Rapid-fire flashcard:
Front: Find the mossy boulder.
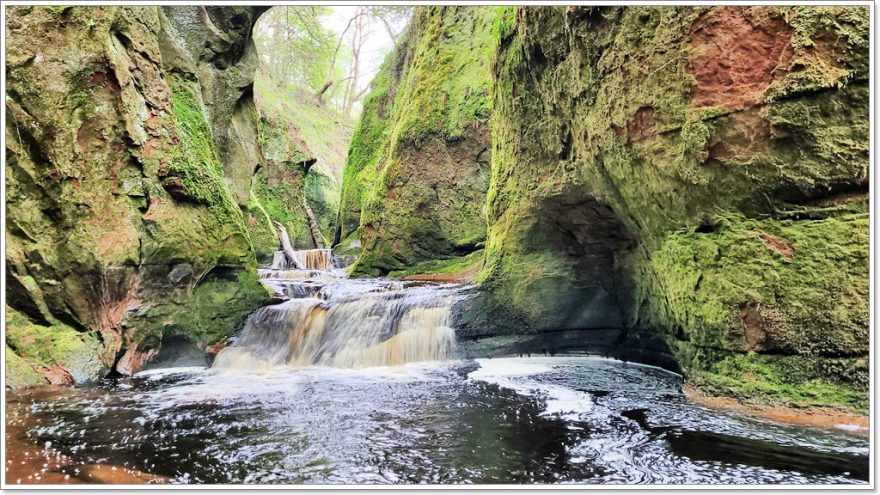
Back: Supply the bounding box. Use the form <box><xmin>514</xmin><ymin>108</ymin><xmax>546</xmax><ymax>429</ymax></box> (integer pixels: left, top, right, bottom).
<box><xmin>339</xmin><ymin>7</ymin><xmax>497</xmax><ymax>276</ymax></box>
<box><xmin>5</xmin><ymin>6</ymin><xmax>272</xmax><ymax>386</ymax></box>
<box><xmin>480</xmin><ymin>6</ymin><xmax>868</xmax><ymax>411</ymax></box>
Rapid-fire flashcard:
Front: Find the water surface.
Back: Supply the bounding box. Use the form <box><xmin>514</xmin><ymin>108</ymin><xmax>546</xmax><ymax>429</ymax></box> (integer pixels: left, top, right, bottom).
<box><xmin>6</xmin><ymin>356</ymin><xmax>868</xmax><ymax>485</ymax></box>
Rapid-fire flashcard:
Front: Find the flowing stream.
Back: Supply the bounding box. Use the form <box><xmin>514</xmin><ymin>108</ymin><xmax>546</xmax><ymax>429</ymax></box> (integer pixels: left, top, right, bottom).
<box><xmin>4</xmin><ymin>249</ymin><xmax>869</xmax><ymax>485</ymax></box>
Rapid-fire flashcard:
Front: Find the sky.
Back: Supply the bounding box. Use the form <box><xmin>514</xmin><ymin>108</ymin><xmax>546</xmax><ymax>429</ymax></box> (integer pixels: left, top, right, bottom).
<box><xmin>323</xmin><ymin>7</ymin><xmax>408</xmax><ymax>107</ymax></box>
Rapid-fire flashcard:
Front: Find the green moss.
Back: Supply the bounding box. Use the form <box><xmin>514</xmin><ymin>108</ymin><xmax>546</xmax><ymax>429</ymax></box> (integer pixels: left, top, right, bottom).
<box><xmin>246</xmin><ymin>188</ymin><xmax>280</xmax><ymax>261</ymax></box>
<box><xmin>339</xmin><ymin>7</ymin><xmax>497</xmax><ymax>274</ymax></box>
<box><xmin>184</xmin><ymin>268</ymin><xmax>271</xmax><ymax>346</ymax></box>
<box><xmin>252</xmin><ymin>73</ymin><xmax>349</xmax><ymax>251</ymax></box>
<box><xmin>480</xmin><ymin>6</ymin><xmax>869</xmax><ymax>410</ymax></box>
<box><xmin>305</xmin><ymin>169</ymin><xmax>339</xmax><ymax>241</ymax></box>
<box><xmin>336</xmin><ymin>56</ymin><xmax>395</xmax><ymax>242</ymax></box>
<box><xmin>390</xmin><ymin>7</ymin><xmax>496</xmax><ymax>145</ymax></box>
<box><xmin>650</xmin><ymin>211</ymin><xmax>868</xmax><ymax>355</ymax></box>
<box><xmin>688</xmin><ymin>352</ymin><xmax>868</xmax><ymax>413</ymax></box>
<box><xmin>5</xmin><ymin>307</ymin><xmax>107</xmax><ymax>382</ymax></box>
<box><xmin>491</xmin><ymin>6</ymin><xmax>518</xmax><ymax>43</ymax></box>
<box><xmin>250</xmin><ymin>167</ymin><xmax>311</xmax><ymax>249</ymax></box>
<box><xmin>168</xmin><ymin>78</ymin><xmax>244</xmax><ymax>231</ymax></box>
<box><xmin>387</xmin><ymin>249</ymin><xmax>485</xmax><ymax>278</ymax></box>
<box><xmin>5</xmin><ymin>344</ymin><xmax>47</xmax><ymax>388</ymax></box>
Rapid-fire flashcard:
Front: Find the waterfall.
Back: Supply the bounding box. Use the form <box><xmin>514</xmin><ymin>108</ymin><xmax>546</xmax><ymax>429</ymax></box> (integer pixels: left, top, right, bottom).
<box><xmin>293</xmin><ymin>249</ymin><xmax>334</xmax><ymax>271</ymax></box>
<box><xmin>215</xmin><ymin>262</ymin><xmax>461</xmax><ymax>371</ymax></box>
<box><xmin>268</xmin><ymin>223</ymin><xmax>335</xmax><ymax>271</ymax></box>
<box><xmin>270</xmin><ymin>251</ymin><xmax>288</xmax><ymax>270</ymax></box>
<box><xmin>213</xmin><ymin>286</ymin><xmax>459</xmax><ymax>371</ymax></box>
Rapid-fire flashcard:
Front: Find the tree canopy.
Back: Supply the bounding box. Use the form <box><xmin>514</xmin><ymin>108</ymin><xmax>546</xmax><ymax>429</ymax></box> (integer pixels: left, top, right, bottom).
<box><xmin>254</xmin><ymin>6</ymin><xmax>412</xmax><ymax>116</ymax></box>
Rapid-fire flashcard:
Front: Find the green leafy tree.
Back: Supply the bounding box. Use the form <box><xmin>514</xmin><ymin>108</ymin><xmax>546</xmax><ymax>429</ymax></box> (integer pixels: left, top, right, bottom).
<box><xmin>255</xmin><ymin>6</ymin><xmax>347</xmax><ymax>101</ymax></box>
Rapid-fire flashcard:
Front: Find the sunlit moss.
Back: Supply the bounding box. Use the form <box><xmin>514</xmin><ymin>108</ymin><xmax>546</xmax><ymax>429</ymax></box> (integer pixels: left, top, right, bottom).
<box><xmin>168</xmin><ymin>78</ymin><xmax>246</xmax><ymax>229</ymax></box>
<box><xmin>339</xmin><ymin>7</ymin><xmax>498</xmax><ymax>275</ymax></box>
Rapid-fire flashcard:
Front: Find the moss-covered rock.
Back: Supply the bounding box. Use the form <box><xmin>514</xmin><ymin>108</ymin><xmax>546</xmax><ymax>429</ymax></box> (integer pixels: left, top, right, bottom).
<box><xmin>4</xmin><ymin>6</ymin><xmax>273</xmax><ymax>386</ymax></box>
<box><xmin>339</xmin><ymin>7</ymin><xmax>497</xmax><ymax>276</ymax></box>
<box><xmin>479</xmin><ymin>6</ymin><xmax>868</xmax><ymax>412</ymax></box>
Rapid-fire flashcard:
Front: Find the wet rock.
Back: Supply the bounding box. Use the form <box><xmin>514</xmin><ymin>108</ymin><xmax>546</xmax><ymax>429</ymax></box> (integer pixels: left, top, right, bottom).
<box><xmin>160</xmin><ymin>177</ymin><xmax>196</xmax><ymax>203</ymax></box>
<box><xmin>339</xmin><ymin>7</ymin><xmax>496</xmax><ymax>276</ymax></box>
<box><xmin>167</xmin><ymin>263</ymin><xmax>194</xmax><ymax>285</ymax></box>
<box><xmin>39</xmin><ymin>366</ymin><xmax>75</xmax><ymax>386</ymax></box>
<box><xmin>114</xmin><ymin>347</ymin><xmax>159</xmax><ymax>376</ymax></box>
<box><xmin>483</xmin><ymin>5</ymin><xmax>868</xmax><ymax>411</ymax></box>
<box><xmin>5</xmin><ymin>345</ymin><xmax>46</xmax><ymax>389</ymax></box>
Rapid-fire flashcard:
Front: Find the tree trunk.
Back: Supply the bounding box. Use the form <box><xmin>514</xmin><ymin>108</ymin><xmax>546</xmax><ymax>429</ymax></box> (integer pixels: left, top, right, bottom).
<box><xmin>274</xmin><ymin>221</ymin><xmax>303</xmax><ymax>269</ymax></box>
<box><xmin>378</xmin><ymin>15</ymin><xmax>398</xmax><ymax>49</ymax></box>
<box><xmin>319</xmin><ymin>11</ymin><xmax>365</xmax><ymax>103</ymax></box>
<box><xmin>303</xmin><ymin>200</ymin><xmax>327</xmax><ymax>249</ymax></box>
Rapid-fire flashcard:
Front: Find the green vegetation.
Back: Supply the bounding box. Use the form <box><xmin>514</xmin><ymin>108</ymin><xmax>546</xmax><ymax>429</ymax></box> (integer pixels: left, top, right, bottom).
<box><xmin>168</xmin><ymin>78</ymin><xmax>248</xmax><ymax>229</ymax></box>
<box><xmin>387</xmin><ymin>249</ymin><xmax>485</xmax><ymax>278</ymax></box>
<box><xmin>249</xmin><ymin>166</ymin><xmax>311</xmax><ymax>249</ymax></box>
<box><xmin>689</xmin><ymin>353</ymin><xmax>868</xmax><ymax>413</ymax></box>
<box><xmin>481</xmin><ymin>5</ymin><xmax>869</xmax><ymax>411</ymax></box>
<box><xmin>255</xmin><ymin>73</ymin><xmax>352</xmax><ymax>183</ymax></box>
<box><xmin>340</xmin><ymin>7</ymin><xmax>499</xmax><ymax>276</ymax></box>
<box><xmin>388</xmin><ymin>7</ymin><xmax>496</xmax><ymax>145</ymax></box>
<box><xmin>254</xmin><ymin>7</ymin><xmax>344</xmax><ymax>99</ymax></box>
<box><xmin>3</xmin><ymin>4</ymin><xmax>870</xmax><ymax>419</ymax></box>
<box><xmin>4</xmin><ymin>5</ymin><xmax>271</xmax><ymax>384</ymax></box>
<box><xmin>5</xmin><ymin>308</ymin><xmax>106</xmax><ymax>383</ymax></box>
<box><xmin>651</xmin><ymin>211</ymin><xmax>868</xmax><ymax>354</ymax></box>
<box><xmin>249</xmin><ymin>72</ymin><xmax>352</xmax><ymax>254</ymax></box>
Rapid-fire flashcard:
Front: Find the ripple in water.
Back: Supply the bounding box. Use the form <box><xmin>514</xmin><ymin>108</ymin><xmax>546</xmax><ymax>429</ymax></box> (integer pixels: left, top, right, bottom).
<box><xmin>5</xmin><ymin>357</ymin><xmax>869</xmax><ymax>485</ymax></box>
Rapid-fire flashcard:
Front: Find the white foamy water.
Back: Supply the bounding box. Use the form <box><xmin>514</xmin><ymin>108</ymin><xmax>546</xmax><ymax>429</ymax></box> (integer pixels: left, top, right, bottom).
<box><xmin>220</xmin><ymin>249</ymin><xmax>466</xmax><ymax>372</ymax></box>
<box><xmin>133</xmin><ymin>366</ymin><xmax>209</xmax><ymax>380</ymax></box>
<box><xmin>469</xmin><ymin>357</ymin><xmax>594</xmax><ymax>421</ymax></box>
<box><xmin>10</xmin><ymin>356</ymin><xmax>868</xmax><ymax>484</ymax></box>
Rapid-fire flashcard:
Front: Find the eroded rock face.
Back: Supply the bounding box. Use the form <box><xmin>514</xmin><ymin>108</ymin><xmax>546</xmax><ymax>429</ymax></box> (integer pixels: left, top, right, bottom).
<box><xmin>338</xmin><ymin>7</ymin><xmax>496</xmax><ymax>276</ymax></box>
<box><xmin>5</xmin><ymin>6</ymin><xmax>272</xmax><ymax>386</ymax></box>
<box><xmin>481</xmin><ymin>6</ymin><xmax>868</xmax><ymax>410</ymax></box>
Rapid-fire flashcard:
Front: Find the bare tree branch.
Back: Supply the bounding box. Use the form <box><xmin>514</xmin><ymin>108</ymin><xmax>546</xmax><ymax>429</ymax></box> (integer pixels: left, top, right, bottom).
<box><xmin>377</xmin><ymin>15</ymin><xmax>398</xmax><ymax>49</ymax></box>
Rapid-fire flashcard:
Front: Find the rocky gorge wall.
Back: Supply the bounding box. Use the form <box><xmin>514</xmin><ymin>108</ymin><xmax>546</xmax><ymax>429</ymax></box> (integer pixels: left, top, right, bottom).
<box><xmin>338</xmin><ymin>6</ymin><xmax>496</xmax><ymax>276</ymax></box>
<box><xmin>480</xmin><ymin>5</ymin><xmax>869</xmax><ymax>412</ymax></box>
<box><xmin>5</xmin><ymin>6</ymin><xmax>274</xmax><ymax>387</ymax></box>
<box><xmin>343</xmin><ymin>6</ymin><xmax>870</xmax><ymax>412</ymax></box>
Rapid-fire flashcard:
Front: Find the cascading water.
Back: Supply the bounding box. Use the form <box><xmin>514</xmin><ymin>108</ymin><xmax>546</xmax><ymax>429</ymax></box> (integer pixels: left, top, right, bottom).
<box><xmin>215</xmin><ymin>244</ymin><xmax>460</xmax><ymax>371</ymax></box>
<box><xmin>268</xmin><ymin>248</ymin><xmax>336</xmax><ymax>271</ymax></box>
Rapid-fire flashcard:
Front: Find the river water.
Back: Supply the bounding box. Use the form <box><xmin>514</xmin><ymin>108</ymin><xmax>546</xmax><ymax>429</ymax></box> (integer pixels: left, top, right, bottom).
<box><xmin>4</xmin><ymin>249</ymin><xmax>870</xmax><ymax>485</ymax></box>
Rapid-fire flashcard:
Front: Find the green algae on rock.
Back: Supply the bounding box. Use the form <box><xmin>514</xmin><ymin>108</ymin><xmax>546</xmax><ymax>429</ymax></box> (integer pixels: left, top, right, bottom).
<box><xmin>5</xmin><ymin>6</ymin><xmax>273</xmax><ymax>386</ymax></box>
<box><xmin>338</xmin><ymin>6</ymin><xmax>497</xmax><ymax>276</ymax></box>
<box><xmin>479</xmin><ymin>5</ymin><xmax>869</xmax><ymax>412</ymax></box>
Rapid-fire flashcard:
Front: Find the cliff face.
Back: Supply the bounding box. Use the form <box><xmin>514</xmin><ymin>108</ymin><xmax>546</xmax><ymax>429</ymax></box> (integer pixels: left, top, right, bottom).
<box><xmin>5</xmin><ymin>6</ymin><xmax>272</xmax><ymax>386</ymax></box>
<box><xmin>338</xmin><ymin>7</ymin><xmax>496</xmax><ymax>276</ymax></box>
<box><xmin>479</xmin><ymin>6</ymin><xmax>868</xmax><ymax>411</ymax></box>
